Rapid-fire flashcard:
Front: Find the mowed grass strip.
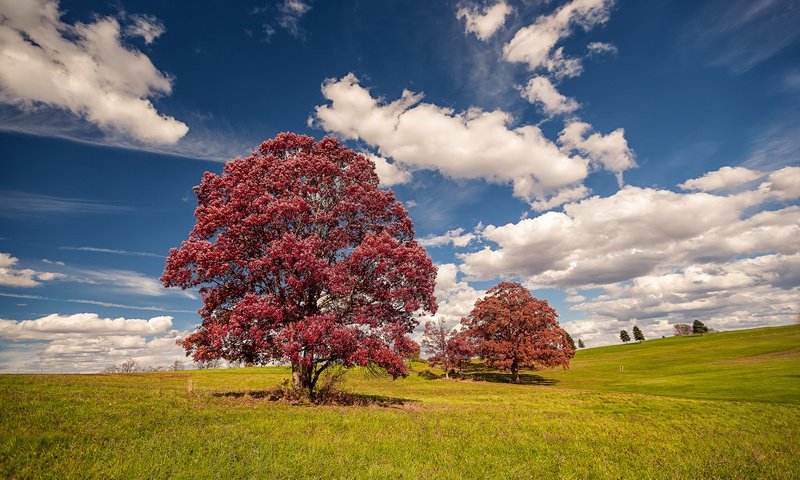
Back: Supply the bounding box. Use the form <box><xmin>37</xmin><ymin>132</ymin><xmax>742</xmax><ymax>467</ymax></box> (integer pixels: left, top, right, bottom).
<box><xmin>1</xmin><ymin>325</ymin><xmax>799</xmax><ymax>479</ymax></box>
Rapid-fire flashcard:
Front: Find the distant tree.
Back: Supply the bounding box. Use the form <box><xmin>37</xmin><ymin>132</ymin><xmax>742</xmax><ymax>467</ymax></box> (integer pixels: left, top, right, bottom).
<box><xmin>462</xmin><ymin>282</ymin><xmax>574</xmax><ymax>384</ymax></box>
<box><xmin>119</xmin><ymin>359</ymin><xmax>140</xmax><ymax>373</ymax></box>
<box><xmin>566</xmin><ymin>333</ymin><xmax>576</xmax><ymax>350</ymax></box>
<box><xmin>162</xmin><ymin>133</ymin><xmax>437</xmax><ymax>398</ymax></box>
<box><xmin>102</xmin><ymin>365</ymin><xmax>120</xmax><ymax>374</ymax></box>
<box><xmin>673</xmin><ymin>324</ymin><xmax>693</xmax><ymax>336</ymax></box>
<box><xmin>421</xmin><ymin>319</ymin><xmax>474</xmax><ymax>378</ymax></box>
<box><xmin>578</xmin><ymin>339</ymin><xmax>585</xmax><ymax>349</ymax></box>
<box><xmin>170</xmin><ymin>360</ymin><xmax>185</xmax><ymax>371</ymax></box>
<box><xmin>195</xmin><ymin>358</ymin><xmax>221</xmax><ymax>369</ymax></box>
<box><xmin>692</xmin><ymin>319</ymin><xmax>709</xmax><ymax>335</ymax></box>
<box><xmin>632</xmin><ymin>325</ymin><xmax>645</xmax><ymax>342</ymax></box>
<box><xmin>620</xmin><ymin>330</ymin><xmax>631</xmax><ymax>343</ymax></box>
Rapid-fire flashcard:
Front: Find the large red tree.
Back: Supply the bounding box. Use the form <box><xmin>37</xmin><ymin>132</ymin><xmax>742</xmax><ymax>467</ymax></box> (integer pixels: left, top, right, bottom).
<box><xmin>462</xmin><ymin>282</ymin><xmax>573</xmax><ymax>383</ymax></box>
<box><xmin>162</xmin><ymin>133</ymin><xmax>437</xmax><ymax>396</ymax></box>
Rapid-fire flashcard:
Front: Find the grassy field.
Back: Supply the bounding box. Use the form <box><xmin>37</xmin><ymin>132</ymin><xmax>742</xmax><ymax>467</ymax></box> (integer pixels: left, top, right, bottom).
<box><xmin>1</xmin><ymin>325</ymin><xmax>799</xmax><ymax>479</ymax></box>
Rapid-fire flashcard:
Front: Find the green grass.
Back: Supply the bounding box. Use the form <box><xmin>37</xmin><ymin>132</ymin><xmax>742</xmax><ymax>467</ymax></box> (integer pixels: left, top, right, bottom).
<box><xmin>507</xmin><ymin>324</ymin><xmax>800</xmax><ymax>404</ymax></box>
<box><xmin>1</xmin><ymin>325</ymin><xmax>799</xmax><ymax>479</ymax></box>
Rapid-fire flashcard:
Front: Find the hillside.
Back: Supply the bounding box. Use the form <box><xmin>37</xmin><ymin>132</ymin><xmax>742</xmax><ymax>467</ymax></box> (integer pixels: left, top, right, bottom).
<box><xmin>534</xmin><ymin>324</ymin><xmax>800</xmax><ymax>403</ymax></box>
<box><xmin>1</xmin><ymin>325</ymin><xmax>799</xmax><ymax>479</ymax></box>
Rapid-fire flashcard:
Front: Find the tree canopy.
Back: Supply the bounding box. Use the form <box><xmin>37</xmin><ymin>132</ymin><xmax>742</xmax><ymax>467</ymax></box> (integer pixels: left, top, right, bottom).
<box><xmin>162</xmin><ymin>133</ymin><xmax>437</xmax><ymax>396</ymax></box>
<box><xmin>693</xmin><ymin>319</ymin><xmax>709</xmax><ymax>335</ymax></box>
<box><xmin>632</xmin><ymin>325</ymin><xmax>645</xmax><ymax>342</ymax></box>
<box><xmin>620</xmin><ymin>330</ymin><xmax>631</xmax><ymax>343</ymax></box>
<box><xmin>462</xmin><ymin>282</ymin><xmax>574</xmax><ymax>383</ymax></box>
<box><xmin>421</xmin><ymin>319</ymin><xmax>473</xmax><ymax>378</ymax></box>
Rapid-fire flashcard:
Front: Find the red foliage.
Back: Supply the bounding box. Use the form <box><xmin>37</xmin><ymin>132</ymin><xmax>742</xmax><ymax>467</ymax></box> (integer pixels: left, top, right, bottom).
<box><xmin>462</xmin><ymin>281</ymin><xmax>573</xmax><ymax>383</ymax></box>
<box><xmin>421</xmin><ymin>319</ymin><xmax>474</xmax><ymax>377</ymax></box>
<box><xmin>162</xmin><ymin>133</ymin><xmax>437</xmax><ymax>394</ymax></box>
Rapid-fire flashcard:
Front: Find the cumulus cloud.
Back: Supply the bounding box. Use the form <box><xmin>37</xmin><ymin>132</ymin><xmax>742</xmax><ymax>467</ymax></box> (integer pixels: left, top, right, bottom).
<box><xmin>0</xmin><ymin>0</ymin><xmax>188</xmax><ymax>144</ymax></box>
<box><xmin>457</xmin><ymin>1</ymin><xmax>513</xmax><ymax>41</ymax></box>
<box><xmin>0</xmin><ymin>313</ymin><xmax>188</xmax><ymax>373</ymax></box>
<box><xmin>0</xmin><ymin>313</ymin><xmax>173</xmax><ymax>340</ymax></box>
<box><xmin>530</xmin><ymin>184</ymin><xmax>590</xmax><ymax>211</ymax></box>
<box><xmin>679</xmin><ymin>166</ymin><xmax>763</xmax><ymax>191</ymax></box>
<box><xmin>313</xmin><ymin>73</ymin><xmax>604</xmax><ymax>205</ymax></box>
<box><xmin>559</xmin><ymin>121</ymin><xmax>635</xmax><ymax>185</ymax></box>
<box><xmin>503</xmin><ymin>0</ymin><xmax>615</xmax><ymax>74</ymax></box>
<box><xmin>419</xmin><ymin>228</ymin><xmax>476</xmax><ymax>248</ymax></box>
<box><xmin>365</xmin><ymin>153</ymin><xmax>412</xmax><ymax>186</ymax></box>
<box><xmin>0</xmin><ymin>252</ymin><xmax>64</xmax><ymax>287</ymax></box>
<box><xmin>460</xmin><ymin>182</ymin><xmax>798</xmax><ymax>286</ymax></box>
<box><xmin>415</xmin><ymin>264</ymin><xmax>485</xmax><ymax>336</ymax></box>
<box><xmin>455</xmin><ymin>167</ymin><xmax>800</xmax><ymax>345</ymax></box>
<box><xmin>521</xmin><ymin>76</ymin><xmax>580</xmax><ymax>116</ymax></box>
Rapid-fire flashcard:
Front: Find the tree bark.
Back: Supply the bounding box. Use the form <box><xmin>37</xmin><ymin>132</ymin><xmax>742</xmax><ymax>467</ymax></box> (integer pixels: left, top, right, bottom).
<box><xmin>291</xmin><ymin>362</ymin><xmax>313</xmax><ymax>397</ymax></box>
<box><xmin>511</xmin><ymin>360</ymin><xmax>519</xmax><ymax>384</ymax></box>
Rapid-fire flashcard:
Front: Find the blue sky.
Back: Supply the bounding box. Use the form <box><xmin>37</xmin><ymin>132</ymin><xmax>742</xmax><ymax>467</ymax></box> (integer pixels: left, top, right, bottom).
<box><xmin>1</xmin><ymin>0</ymin><xmax>798</xmax><ymax>372</ymax></box>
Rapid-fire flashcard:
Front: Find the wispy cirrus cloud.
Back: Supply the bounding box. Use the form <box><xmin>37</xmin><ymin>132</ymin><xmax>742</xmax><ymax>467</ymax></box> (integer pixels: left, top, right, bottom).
<box><xmin>0</xmin><ymin>191</ymin><xmax>132</xmax><ymax>218</ymax></box>
<box><xmin>684</xmin><ymin>0</ymin><xmax>800</xmax><ymax>74</ymax></box>
<box><xmin>0</xmin><ymin>292</ymin><xmax>196</xmax><ymax>314</ymax></box>
<box><xmin>59</xmin><ymin>246</ymin><xmax>164</xmax><ymax>259</ymax></box>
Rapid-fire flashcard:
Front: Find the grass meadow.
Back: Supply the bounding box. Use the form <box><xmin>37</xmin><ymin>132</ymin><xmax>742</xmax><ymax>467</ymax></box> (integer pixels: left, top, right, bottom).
<box><xmin>2</xmin><ymin>325</ymin><xmax>799</xmax><ymax>479</ymax></box>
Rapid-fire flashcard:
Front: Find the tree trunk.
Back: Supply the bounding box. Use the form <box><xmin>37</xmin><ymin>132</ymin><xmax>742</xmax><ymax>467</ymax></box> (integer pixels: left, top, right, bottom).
<box><xmin>291</xmin><ymin>362</ymin><xmax>314</xmax><ymax>398</ymax></box>
<box><xmin>511</xmin><ymin>360</ymin><xmax>519</xmax><ymax>384</ymax></box>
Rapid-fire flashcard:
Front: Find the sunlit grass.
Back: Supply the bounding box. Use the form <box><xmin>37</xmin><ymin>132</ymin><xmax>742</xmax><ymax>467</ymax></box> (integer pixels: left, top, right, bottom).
<box><xmin>1</xmin><ymin>325</ymin><xmax>798</xmax><ymax>479</ymax></box>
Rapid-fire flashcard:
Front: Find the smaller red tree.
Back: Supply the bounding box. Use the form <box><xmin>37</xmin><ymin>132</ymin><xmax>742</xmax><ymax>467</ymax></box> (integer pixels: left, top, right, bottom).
<box><xmin>462</xmin><ymin>282</ymin><xmax>574</xmax><ymax>383</ymax></box>
<box><xmin>421</xmin><ymin>319</ymin><xmax>473</xmax><ymax>378</ymax></box>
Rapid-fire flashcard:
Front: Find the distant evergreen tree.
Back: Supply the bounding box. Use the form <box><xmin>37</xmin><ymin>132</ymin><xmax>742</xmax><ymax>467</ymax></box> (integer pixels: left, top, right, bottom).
<box><xmin>692</xmin><ymin>319</ymin><xmax>709</xmax><ymax>335</ymax></box>
<box><xmin>566</xmin><ymin>333</ymin><xmax>576</xmax><ymax>350</ymax></box>
<box><xmin>578</xmin><ymin>339</ymin><xmax>585</xmax><ymax>349</ymax></box>
<box><xmin>632</xmin><ymin>325</ymin><xmax>645</xmax><ymax>342</ymax></box>
<box><xmin>620</xmin><ymin>330</ymin><xmax>631</xmax><ymax>343</ymax></box>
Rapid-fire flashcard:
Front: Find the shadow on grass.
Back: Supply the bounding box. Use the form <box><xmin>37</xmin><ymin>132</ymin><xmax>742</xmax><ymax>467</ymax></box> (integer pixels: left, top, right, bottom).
<box><xmin>212</xmin><ymin>388</ymin><xmax>417</xmax><ymax>407</ymax></box>
<box><xmin>464</xmin><ymin>372</ymin><xmax>559</xmax><ymax>386</ymax></box>
<box><xmin>460</xmin><ymin>363</ymin><xmax>560</xmax><ymax>386</ymax></box>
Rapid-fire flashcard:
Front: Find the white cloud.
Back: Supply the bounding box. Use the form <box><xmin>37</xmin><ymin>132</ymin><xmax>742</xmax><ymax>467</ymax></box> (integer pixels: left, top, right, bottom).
<box><xmin>0</xmin><ymin>252</ymin><xmax>64</xmax><ymax>287</ymax></box>
<box><xmin>521</xmin><ymin>76</ymin><xmax>580</xmax><ymax>116</ymax></box>
<box><xmin>124</xmin><ymin>14</ymin><xmax>165</xmax><ymax>44</ymax></box>
<box><xmin>679</xmin><ymin>166</ymin><xmax>763</xmax><ymax>191</ymax></box>
<box><xmin>365</xmin><ymin>153</ymin><xmax>412</xmax><ymax>186</ymax></box>
<box><xmin>530</xmin><ymin>184</ymin><xmax>589</xmax><ymax>211</ymax></box>
<box><xmin>69</xmin><ymin>267</ymin><xmax>195</xmax><ymax>299</ymax></box>
<box><xmin>455</xmin><ymin>167</ymin><xmax>800</xmax><ymax>345</ymax></box>
<box><xmin>460</xmin><ymin>179</ymin><xmax>799</xmax><ymax>287</ymax></box>
<box><xmin>0</xmin><ymin>313</ymin><xmax>188</xmax><ymax>373</ymax></box>
<box><xmin>0</xmin><ymin>0</ymin><xmax>188</xmax><ymax>144</ymax></box>
<box><xmin>503</xmin><ymin>0</ymin><xmax>615</xmax><ymax>73</ymax></box>
<box><xmin>559</xmin><ymin>121</ymin><xmax>635</xmax><ymax>185</ymax></box>
<box><xmin>764</xmin><ymin>166</ymin><xmax>800</xmax><ymax>201</ymax></box>
<box><xmin>587</xmin><ymin>41</ymin><xmax>617</xmax><ymax>56</ymax></box>
<box><xmin>0</xmin><ymin>191</ymin><xmax>132</xmax><ymax>217</ymax></box>
<box><xmin>415</xmin><ymin>264</ymin><xmax>485</xmax><ymax>338</ymax></box>
<box><xmin>59</xmin><ymin>246</ymin><xmax>164</xmax><ymax>258</ymax></box>
<box><xmin>278</xmin><ymin>0</ymin><xmax>312</xmax><ymax>38</ymax></box>
<box><xmin>419</xmin><ymin>228</ymin><xmax>476</xmax><ymax>248</ymax></box>
<box><xmin>457</xmin><ymin>1</ymin><xmax>513</xmax><ymax>41</ymax></box>
<box><xmin>314</xmin><ymin>73</ymin><xmax>596</xmax><ymax>204</ymax></box>
<box><xmin>0</xmin><ymin>313</ymin><xmax>173</xmax><ymax>340</ymax></box>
